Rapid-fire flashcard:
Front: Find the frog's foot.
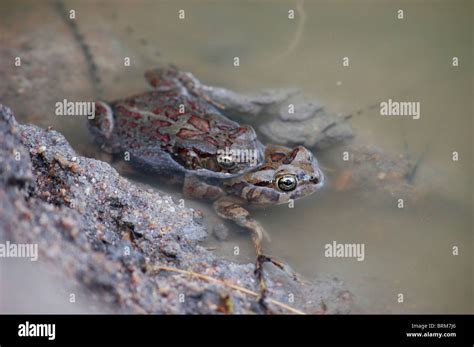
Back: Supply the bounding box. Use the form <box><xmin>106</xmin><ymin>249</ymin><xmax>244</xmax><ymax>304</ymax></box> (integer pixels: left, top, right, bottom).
<box><xmin>145</xmin><ymin>66</ymin><xmax>225</xmax><ymax>110</ymax></box>
<box><xmin>178</xmin><ymin>71</ymin><xmax>226</xmax><ymax>110</ymax></box>
<box><xmin>145</xmin><ymin>66</ymin><xmax>182</xmax><ymax>92</ymax></box>
<box><xmin>213</xmin><ymin>196</ymin><xmax>298</xmax><ymax>311</ymax></box>
<box><xmin>252</xmin><ymin>233</ymin><xmax>302</xmax><ymax>309</ymax></box>
<box><xmin>254</xmin><ymin>252</ymin><xmax>282</xmax><ymax>306</ymax></box>
<box><xmin>188</xmin><ymin>84</ymin><xmax>226</xmax><ymax>110</ymax></box>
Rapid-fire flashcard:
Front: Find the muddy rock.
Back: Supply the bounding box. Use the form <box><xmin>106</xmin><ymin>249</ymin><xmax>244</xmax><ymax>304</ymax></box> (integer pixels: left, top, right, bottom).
<box><xmin>277</xmin><ymin>94</ymin><xmax>324</xmax><ymax>121</ymax></box>
<box><xmin>329</xmin><ymin>141</ymin><xmax>418</xmax><ymax>201</ymax></box>
<box><xmin>258</xmin><ymin>112</ymin><xmax>353</xmax><ymax>150</ymax></box>
<box><xmin>0</xmin><ymin>104</ymin><xmax>352</xmax><ymax>314</ymax></box>
<box><xmin>199</xmin><ymin>84</ymin><xmax>354</xmax><ymax>150</ymax></box>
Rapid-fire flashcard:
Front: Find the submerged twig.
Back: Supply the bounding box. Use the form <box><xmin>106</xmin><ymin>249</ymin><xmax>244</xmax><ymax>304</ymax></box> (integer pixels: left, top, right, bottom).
<box><xmin>54</xmin><ymin>0</ymin><xmax>103</xmax><ymax>98</ymax></box>
<box><xmin>273</xmin><ymin>0</ymin><xmax>306</xmax><ymax>62</ymax></box>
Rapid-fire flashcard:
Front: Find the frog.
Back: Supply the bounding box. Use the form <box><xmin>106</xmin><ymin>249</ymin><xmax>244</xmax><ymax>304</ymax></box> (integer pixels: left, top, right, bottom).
<box><xmin>88</xmin><ymin>67</ymin><xmax>324</xmax><ymax>309</ymax></box>
<box><xmin>184</xmin><ymin>144</ymin><xmax>324</xmax><ymax>306</ymax></box>
<box><xmin>88</xmin><ymin>67</ymin><xmax>265</xmax><ymax>179</ymax></box>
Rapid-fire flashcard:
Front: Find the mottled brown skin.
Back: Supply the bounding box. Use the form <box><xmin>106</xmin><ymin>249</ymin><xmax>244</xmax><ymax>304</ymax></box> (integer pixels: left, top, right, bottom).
<box><xmin>89</xmin><ymin>66</ymin><xmax>325</xmax><ymax>309</ymax></box>
<box><xmin>89</xmin><ymin>67</ymin><xmax>264</xmax><ymax>179</ymax></box>
<box><xmin>145</xmin><ymin>66</ymin><xmax>225</xmax><ymax>109</ymax></box>
<box><xmin>184</xmin><ymin>144</ymin><xmax>324</xmax><ymax>305</ymax></box>
<box><xmin>221</xmin><ymin>145</ymin><xmax>324</xmax><ymax>206</ymax></box>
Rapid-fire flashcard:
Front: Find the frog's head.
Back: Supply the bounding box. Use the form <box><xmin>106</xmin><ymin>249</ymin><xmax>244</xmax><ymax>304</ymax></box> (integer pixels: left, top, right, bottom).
<box><xmin>183</xmin><ymin>122</ymin><xmax>264</xmax><ymax>178</ymax></box>
<box><xmin>214</xmin><ymin>125</ymin><xmax>264</xmax><ymax>174</ymax></box>
<box><xmin>225</xmin><ymin>145</ymin><xmax>324</xmax><ymax>207</ymax></box>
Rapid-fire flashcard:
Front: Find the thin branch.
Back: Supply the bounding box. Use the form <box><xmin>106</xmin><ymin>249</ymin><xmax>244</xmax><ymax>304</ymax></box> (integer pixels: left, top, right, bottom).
<box><xmin>273</xmin><ymin>0</ymin><xmax>306</xmax><ymax>62</ymax></box>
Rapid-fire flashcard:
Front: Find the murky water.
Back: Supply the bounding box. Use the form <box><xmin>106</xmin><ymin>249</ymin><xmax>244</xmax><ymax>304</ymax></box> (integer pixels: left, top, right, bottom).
<box><xmin>2</xmin><ymin>0</ymin><xmax>472</xmax><ymax>313</ymax></box>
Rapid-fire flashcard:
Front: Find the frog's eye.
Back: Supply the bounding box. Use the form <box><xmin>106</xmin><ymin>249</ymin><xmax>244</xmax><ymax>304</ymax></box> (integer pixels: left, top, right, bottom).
<box><xmin>217</xmin><ymin>155</ymin><xmax>237</xmax><ymax>169</ymax></box>
<box><xmin>276</xmin><ymin>175</ymin><xmax>297</xmax><ymax>192</ymax></box>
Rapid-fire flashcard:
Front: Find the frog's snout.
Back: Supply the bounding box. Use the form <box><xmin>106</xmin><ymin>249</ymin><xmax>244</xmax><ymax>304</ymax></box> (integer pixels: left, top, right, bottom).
<box><xmin>312</xmin><ymin>167</ymin><xmax>325</xmax><ymax>188</ymax></box>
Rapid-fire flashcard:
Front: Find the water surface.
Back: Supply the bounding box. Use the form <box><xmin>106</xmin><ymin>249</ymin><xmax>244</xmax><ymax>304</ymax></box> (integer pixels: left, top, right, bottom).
<box><xmin>2</xmin><ymin>0</ymin><xmax>472</xmax><ymax>313</ymax></box>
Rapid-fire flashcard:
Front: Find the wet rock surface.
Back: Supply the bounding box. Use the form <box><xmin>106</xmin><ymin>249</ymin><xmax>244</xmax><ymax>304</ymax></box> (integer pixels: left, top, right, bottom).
<box><xmin>258</xmin><ymin>112</ymin><xmax>353</xmax><ymax>150</ymax></box>
<box><xmin>200</xmin><ymin>85</ymin><xmax>354</xmax><ymax>150</ymax></box>
<box><xmin>0</xmin><ymin>104</ymin><xmax>353</xmax><ymax>314</ymax></box>
<box><xmin>327</xmin><ymin>141</ymin><xmax>418</xmax><ymax>201</ymax></box>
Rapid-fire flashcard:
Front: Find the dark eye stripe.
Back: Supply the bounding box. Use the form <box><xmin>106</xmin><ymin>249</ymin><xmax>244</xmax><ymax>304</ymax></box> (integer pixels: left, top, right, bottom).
<box><xmin>282</xmin><ymin>149</ymin><xmax>299</xmax><ymax>164</ymax></box>
<box><xmin>270</xmin><ymin>153</ymin><xmax>286</xmax><ymax>162</ymax></box>
<box><xmin>254</xmin><ymin>181</ymin><xmax>272</xmax><ymax>187</ymax></box>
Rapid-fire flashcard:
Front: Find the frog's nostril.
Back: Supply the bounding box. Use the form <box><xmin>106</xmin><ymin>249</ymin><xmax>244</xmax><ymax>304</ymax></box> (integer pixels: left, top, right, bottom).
<box><xmin>311</xmin><ymin>171</ymin><xmax>324</xmax><ymax>185</ymax></box>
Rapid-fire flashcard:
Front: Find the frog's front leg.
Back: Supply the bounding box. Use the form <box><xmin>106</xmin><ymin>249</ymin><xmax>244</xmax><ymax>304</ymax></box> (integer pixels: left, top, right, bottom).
<box><xmin>213</xmin><ymin>196</ymin><xmax>292</xmax><ymax>308</ymax></box>
<box><xmin>183</xmin><ymin>174</ymin><xmax>225</xmax><ymax>201</ymax></box>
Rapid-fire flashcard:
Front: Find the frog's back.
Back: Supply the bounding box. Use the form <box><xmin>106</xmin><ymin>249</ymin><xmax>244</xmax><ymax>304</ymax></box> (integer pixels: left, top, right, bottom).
<box><xmin>92</xmin><ymin>90</ymin><xmax>264</xmax><ymax>179</ymax></box>
<box><xmin>112</xmin><ymin>91</ymin><xmax>241</xmax><ymax>151</ymax></box>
